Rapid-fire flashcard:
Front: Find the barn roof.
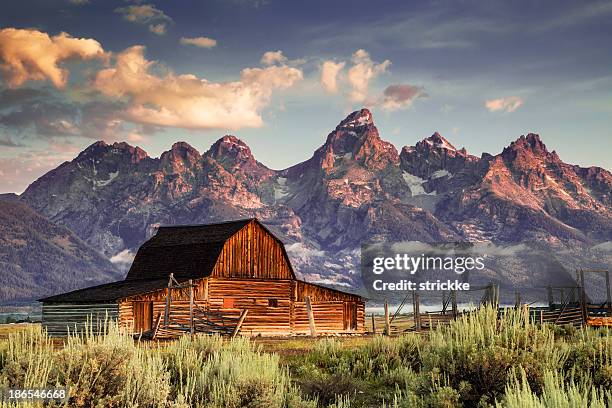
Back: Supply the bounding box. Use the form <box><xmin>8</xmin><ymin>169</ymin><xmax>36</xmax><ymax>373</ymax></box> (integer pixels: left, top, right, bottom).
<box><xmin>39</xmin><ymin>278</ymin><xmax>169</xmax><ymax>303</ymax></box>
<box><xmin>124</xmin><ymin>218</ymin><xmax>255</xmax><ymax>281</ymax></box>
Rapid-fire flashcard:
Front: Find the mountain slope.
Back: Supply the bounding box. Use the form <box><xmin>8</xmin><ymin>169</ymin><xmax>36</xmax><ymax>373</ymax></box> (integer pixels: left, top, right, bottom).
<box><xmin>0</xmin><ymin>199</ymin><xmax>121</xmax><ymax>303</ymax></box>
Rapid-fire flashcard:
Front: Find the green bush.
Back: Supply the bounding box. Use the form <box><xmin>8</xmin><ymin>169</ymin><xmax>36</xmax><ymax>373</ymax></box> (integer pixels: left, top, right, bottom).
<box><xmin>0</xmin><ymin>325</ymin><xmax>314</xmax><ymax>408</ymax></box>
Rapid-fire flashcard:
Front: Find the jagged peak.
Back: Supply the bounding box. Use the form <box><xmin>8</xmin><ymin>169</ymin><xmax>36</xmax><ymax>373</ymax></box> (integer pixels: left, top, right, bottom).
<box><xmin>207</xmin><ymin>135</ymin><xmax>253</xmax><ymax>159</ymax></box>
<box><xmin>502</xmin><ymin>133</ymin><xmax>558</xmax><ymax>163</ymax></box>
<box><xmin>91</xmin><ymin>140</ymin><xmax>108</xmax><ymax>148</ymax></box>
<box><xmin>77</xmin><ymin>140</ymin><xmax>148</xmax><ymax>162</ymax></box>
<box><xmin>166</xmin><ymin>141</ymin><xmax>201</xmax><ymax>156</ymax></box>
<box><xmin>423</xmin><ymin>132</ymin><xmax>457</xmax><ymax>151</ymax></box>
<box><xmin>508</xmin><ymin>133</ymin><xmax>547</xmax><ymax>152</ymax></box>
<box><xmin>337</xmin><ymin>108</ymin><xmax>373</xmax><ymax>129</ymax></box>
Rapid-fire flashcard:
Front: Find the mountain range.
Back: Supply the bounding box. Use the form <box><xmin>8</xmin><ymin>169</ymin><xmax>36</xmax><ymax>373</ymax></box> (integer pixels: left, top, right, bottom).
<box><xmin>2</xmin><ymin>108</ymin><xmax>611</xmax><ymax>303</ymax></box>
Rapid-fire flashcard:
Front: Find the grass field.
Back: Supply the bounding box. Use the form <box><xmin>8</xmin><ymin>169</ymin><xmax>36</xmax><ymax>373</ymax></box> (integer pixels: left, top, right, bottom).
<box><xmin>1</xmin><ymin>307</ymin><xmax>611</xmax><ymax>407</ymax></box>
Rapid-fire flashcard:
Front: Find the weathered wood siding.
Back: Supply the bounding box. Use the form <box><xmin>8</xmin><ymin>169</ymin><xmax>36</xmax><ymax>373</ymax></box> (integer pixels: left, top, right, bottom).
<box><xmin>119</xmin><ymin>281</ymin><xmax>202</xmax><ymax>333</ymax></box>
<box><xmin>292</xmin><ymin>301</ymin><xmax>366</xmax><ymax>334</ymax></box>
<box><xmin>211</xmin><ymin>221</ymin><xmax>293</xmax><ymax>280</ymax></box>
<box><xmin>42</xmin><ymin>303</ymin><xmax>118</xmax><ymax>337</ymax></box>
<box><xmin>207</xmin><ymin>278</ymin><xmax>292</xmax><ymax>335</ymax></box>
<box><xmin>294</xmin><ymin>281</ymin><xmax>362</xmax><ymax>302</ymax></box>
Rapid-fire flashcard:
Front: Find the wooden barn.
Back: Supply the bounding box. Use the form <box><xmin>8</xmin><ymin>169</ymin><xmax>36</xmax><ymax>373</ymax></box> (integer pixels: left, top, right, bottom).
<box><xmin>40</xmin><ymin>219</ymin><xmax>365</xmax><ymax>338</ymax></box>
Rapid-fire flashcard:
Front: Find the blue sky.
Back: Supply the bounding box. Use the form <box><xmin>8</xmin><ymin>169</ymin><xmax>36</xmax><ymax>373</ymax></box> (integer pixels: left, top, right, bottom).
<box><xmin>0</xmin><ymin>0</ymin><xmax>611</xmax><ymax>192</ymax></box>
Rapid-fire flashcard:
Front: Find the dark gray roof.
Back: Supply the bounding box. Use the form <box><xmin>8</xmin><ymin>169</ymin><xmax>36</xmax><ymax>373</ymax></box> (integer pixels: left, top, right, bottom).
<box><xmin>39</xmin><ymin>278</ymin><xmax>168</xmax><ymax>303</ymax></box>
<box><xmin>124</xmin><ymin>219</ymin><xmax>253</xmax><ymax>281</ymax></box>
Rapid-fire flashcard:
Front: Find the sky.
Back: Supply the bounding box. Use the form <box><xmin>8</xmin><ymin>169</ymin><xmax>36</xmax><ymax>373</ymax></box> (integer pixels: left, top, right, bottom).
<box><xmin>0</xmin><ymin>0</ymin><xmax>611</xmax><ymax>193</ymax></box>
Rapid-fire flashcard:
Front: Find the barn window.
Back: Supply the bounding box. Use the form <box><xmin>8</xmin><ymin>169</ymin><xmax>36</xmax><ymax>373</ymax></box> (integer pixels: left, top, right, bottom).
<box><xmin>268</xmin><ymin>298</ymin><xmax>278</xmax><ymax>307</ymax></box>
<box><xmin>223</xmin><ymin>298</ymin><xmax>235</xmax><ymax>308</ymax></box>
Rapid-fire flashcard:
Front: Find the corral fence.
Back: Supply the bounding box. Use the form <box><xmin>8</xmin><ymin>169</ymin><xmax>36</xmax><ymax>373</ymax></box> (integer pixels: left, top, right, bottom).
<box><xmin>366</xmin><ymin>269</ymin><xmax>612</xmax><ymax>335</ymax></box>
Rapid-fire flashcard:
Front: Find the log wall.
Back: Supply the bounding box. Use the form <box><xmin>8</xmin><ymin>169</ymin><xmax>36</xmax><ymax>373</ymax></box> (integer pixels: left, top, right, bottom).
<box><xmin>42</xmin><ymin>303</ymin><xmax>118</xmax><ymax>337</ymax></box>
<box><xmin>292</xmin><ymin>301</ymin><xmax>366</xmax><ymax>334</ymax></box>
<box><xmin>207</xmin><ymin>278</ymin><xmax>292</xmax><ymax>335</ymax></box>
<box><xmin>294</xmin><ymin>281</ymin><xmax>362</xmax><ymax>302</ymax></box>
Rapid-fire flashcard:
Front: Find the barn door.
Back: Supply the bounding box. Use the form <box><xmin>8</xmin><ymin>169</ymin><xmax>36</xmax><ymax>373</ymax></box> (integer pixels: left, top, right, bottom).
<box><xmin>133</xmin><ymin>301</ymin><xmax>153</xmax><ymax>332</ymax></box>
<box><xmin>343</xmin><ymin>302</ymin><xmax>358</xmax><ymax>331</ymax></box>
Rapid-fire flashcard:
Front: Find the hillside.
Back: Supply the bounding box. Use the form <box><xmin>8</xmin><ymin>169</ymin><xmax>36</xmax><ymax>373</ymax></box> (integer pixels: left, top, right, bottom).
<box><xmin>0</xmin><ymin>198</ymin><xmax>122</xmax><ymax>303</ymax></box>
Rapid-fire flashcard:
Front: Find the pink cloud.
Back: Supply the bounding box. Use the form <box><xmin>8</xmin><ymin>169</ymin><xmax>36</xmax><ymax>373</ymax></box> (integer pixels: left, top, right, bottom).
<box><xmin>0</xmin><ymin>27</ymin><xmax>106</xmax><ymax>88</ymax></box>
<box><xmin>93</xmin><ymin>46</ymin><xmax>303</xmax><ymax>130</ymax></box>
<box><xmin>485</xmin><ymin>96</ymin><xmax>524</xmax><ymax>113</ymax></box>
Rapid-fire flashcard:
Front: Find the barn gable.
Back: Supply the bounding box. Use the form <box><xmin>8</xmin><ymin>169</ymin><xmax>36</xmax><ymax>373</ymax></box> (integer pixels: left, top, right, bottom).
<box><xmin>211</xmin><ymin>219</ymin><xmax>295</xmax><ymax>279</ymax></box>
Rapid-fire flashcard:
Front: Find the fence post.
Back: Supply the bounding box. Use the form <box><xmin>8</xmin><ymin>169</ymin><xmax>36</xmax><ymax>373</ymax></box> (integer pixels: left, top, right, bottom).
<box><xmin>231</xmin><ymin>310</ymin><xmax>249</xmax><ymax>339</ymax></box>
<box><xmin>451</xmin><ymin>290</ymin><xmax>458</xmax><ymax>318</ymax></box>
<box><xmin>371</xmin><ymin>313</ymin><xmax>376</xmax><ymax>334</ymax></box>
<box><xmin>579</xmin><ymin>269</ymin><xmax>587</xmax><ymax>322</ymax></box>
<box><xmin>605</xmin><ymin>270</ymin><xmax>612</xmax><ymax>316</ymax></box>
<box><xmin>164</xmin><ymin>273</ymin><xmax>174</xmax><ymax>326</ymax></box>
<box><xmin>305</xmin><ymin>296</ymin><xmax>316</xmax><ymax>337</ymax></box>
<box><xmin>384</xmin><ymin>300</ymin><xmax>391</xmax><ymax>336</ymax></box>
<box><xmin>189</xmin><ymin>279</ymin><xmax>194</xmax><ymax>338</ymax></box>
<box><xmin>539</xmin><ymin>310</ymin><xmax>543</xmax><ymax>325</ymax></box>
<box><xmin>413</xmin><ymin>292</ymin><xmax>421</xmax><ymax>332</ymax></box>
<box><xmin>547</xmin><ymin>286</ymin><xmax>553</xmax><ymax>311</ymax></box>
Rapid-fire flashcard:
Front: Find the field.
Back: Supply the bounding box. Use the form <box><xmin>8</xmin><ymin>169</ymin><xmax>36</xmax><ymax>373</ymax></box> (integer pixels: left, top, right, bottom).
<box><xmin>1</xmin><ymin>307</ymin><xmax>611</xmax><ymax>407</ymax></box>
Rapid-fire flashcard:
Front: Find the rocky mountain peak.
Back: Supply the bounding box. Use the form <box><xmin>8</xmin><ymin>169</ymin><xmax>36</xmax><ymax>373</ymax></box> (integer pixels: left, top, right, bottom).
<box><xmin>337</xmin><ymin>108</ymin><xmax>373</xmax><ymax>129</ymax></box>
<box><xmin>162</xmin><ymin>142</ymin><xmax>201</xmax><ymax>160</ymax></box>
<box><xmin>423</xmin><ymin>132</ymin><xmax>457</xmax><ymax>151</ymax></box>
<box><xmin>207</xmin><ymin>135</ymin><xmax>254</xmax><ymax>162</ymax></box>
<box><xmin>315</xmin><ymin>109</ymin><xmax>398</xmax><ymax>171</ymax></box>
<box><xmin>506</xmin><ymin>133</ymin><xmax>548</xmax><ymax>155</ymax></box>
<box><xmin>400</xmin><ymin>133</ymin><xmax>478</xmax><ymax>180</ymax></box>
<box><xmin>204</xmin><ymin>135</ymin><xmax>273</xmax><ymax>179</ymax></box>
<box><xmin>160</xmin><ymin>142</ymin><xmax>201</xmax><ymax>174</ymax></box>
<box><xmin>501</xmin><ymin>133</ymin><xmax>559</xmax><ymax>171</ymax></box>
<box><xmin>76</xmin><ymin>140</ymin><xmax>149</xmax><ymax>163</ymax></box>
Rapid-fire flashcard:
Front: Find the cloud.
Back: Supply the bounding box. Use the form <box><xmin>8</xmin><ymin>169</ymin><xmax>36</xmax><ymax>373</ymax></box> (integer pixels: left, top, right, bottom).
<box><xmin>110</xmin><ymin>249</ymin><xmax>136</xmax><ymax>264</ymax></box>
<box><xmin>0</xmin><ymin>93</ymin><xmax>81</xmax><ymax>137</ymax></box>
<box><xmin>93</xmin><ymin>46</ymin><xmax>303</xmax><ymax>130</ymax></box>
<box><xmin>180</xmin><ymin>36</ymin><xmax>217</xmax><ymax>48</ymax></box>
<box><xmin>0</xmin><ymin>88</ymin><xmax>129</xmax><ymax>141</ymax></box>
<box><xmin>537</xmin><ymin>2</ymin><xmax>612</xmax><ymax>31</ymax></box>
<box><xmin>148</xmin><ymin>23</ymin><xmax>167</xmax><ymax>35</ymax></box>
<box><xmin>320</xmin><ymin>60</ymin><xmax>345</xmax><ymax>93</ymax></box>
<box><xmin>318</xmin><ymin>51</ymin><xmax>422</xmax><ymax>110</ymax></box>
<box><xmin>115</xmin><ymin>4</ymin><xmax>172</xmax><ymax>35</ymax></box>
<box><xmin>260</xmin><ymin>50</ymin><xmax>287</xmax><ymax>66</ymax></box>
<box><xmin>485</xmin><ymin>96</ymin><xmax>523</xmax><ymax>113</ymax></box>
<box><xmin>126</xmin><ymin>131</ymin><xmax>147</xmax><ymax>142</ymax></box>
<box><xmin>0</xmin><ymin>134</ymin><xmax>24</xmax><ymax>147</ymax></box>
<box><xmin>347</xmin><ymin>49</ymin><xmax>390</xmax><ymax>103</ymax></box>
<box><xmin>68</xmin><ymin>0</ymin><xmax>90</xmax><ymax>5</ymax></box>
<box><xmin>380</xmin><ymin>84</ymin><xmax>426</xmax><ymax>111</ymax></box>
<box><xmin>285</xmin><ymin>242</ymin><xmax>325</xmax><ymax>263</ymax></box>
<box><xmin>0</xmin><ymin>28</ymin><xmax>106</xmax><ymax>88</ymax></box>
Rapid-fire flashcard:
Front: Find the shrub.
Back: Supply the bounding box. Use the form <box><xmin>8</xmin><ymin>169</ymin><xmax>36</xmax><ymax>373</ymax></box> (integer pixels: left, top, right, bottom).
<box><xmin>497</xmin><ymin>368</ymin><xmax>611</xmax><ymax>408</ymax></box>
